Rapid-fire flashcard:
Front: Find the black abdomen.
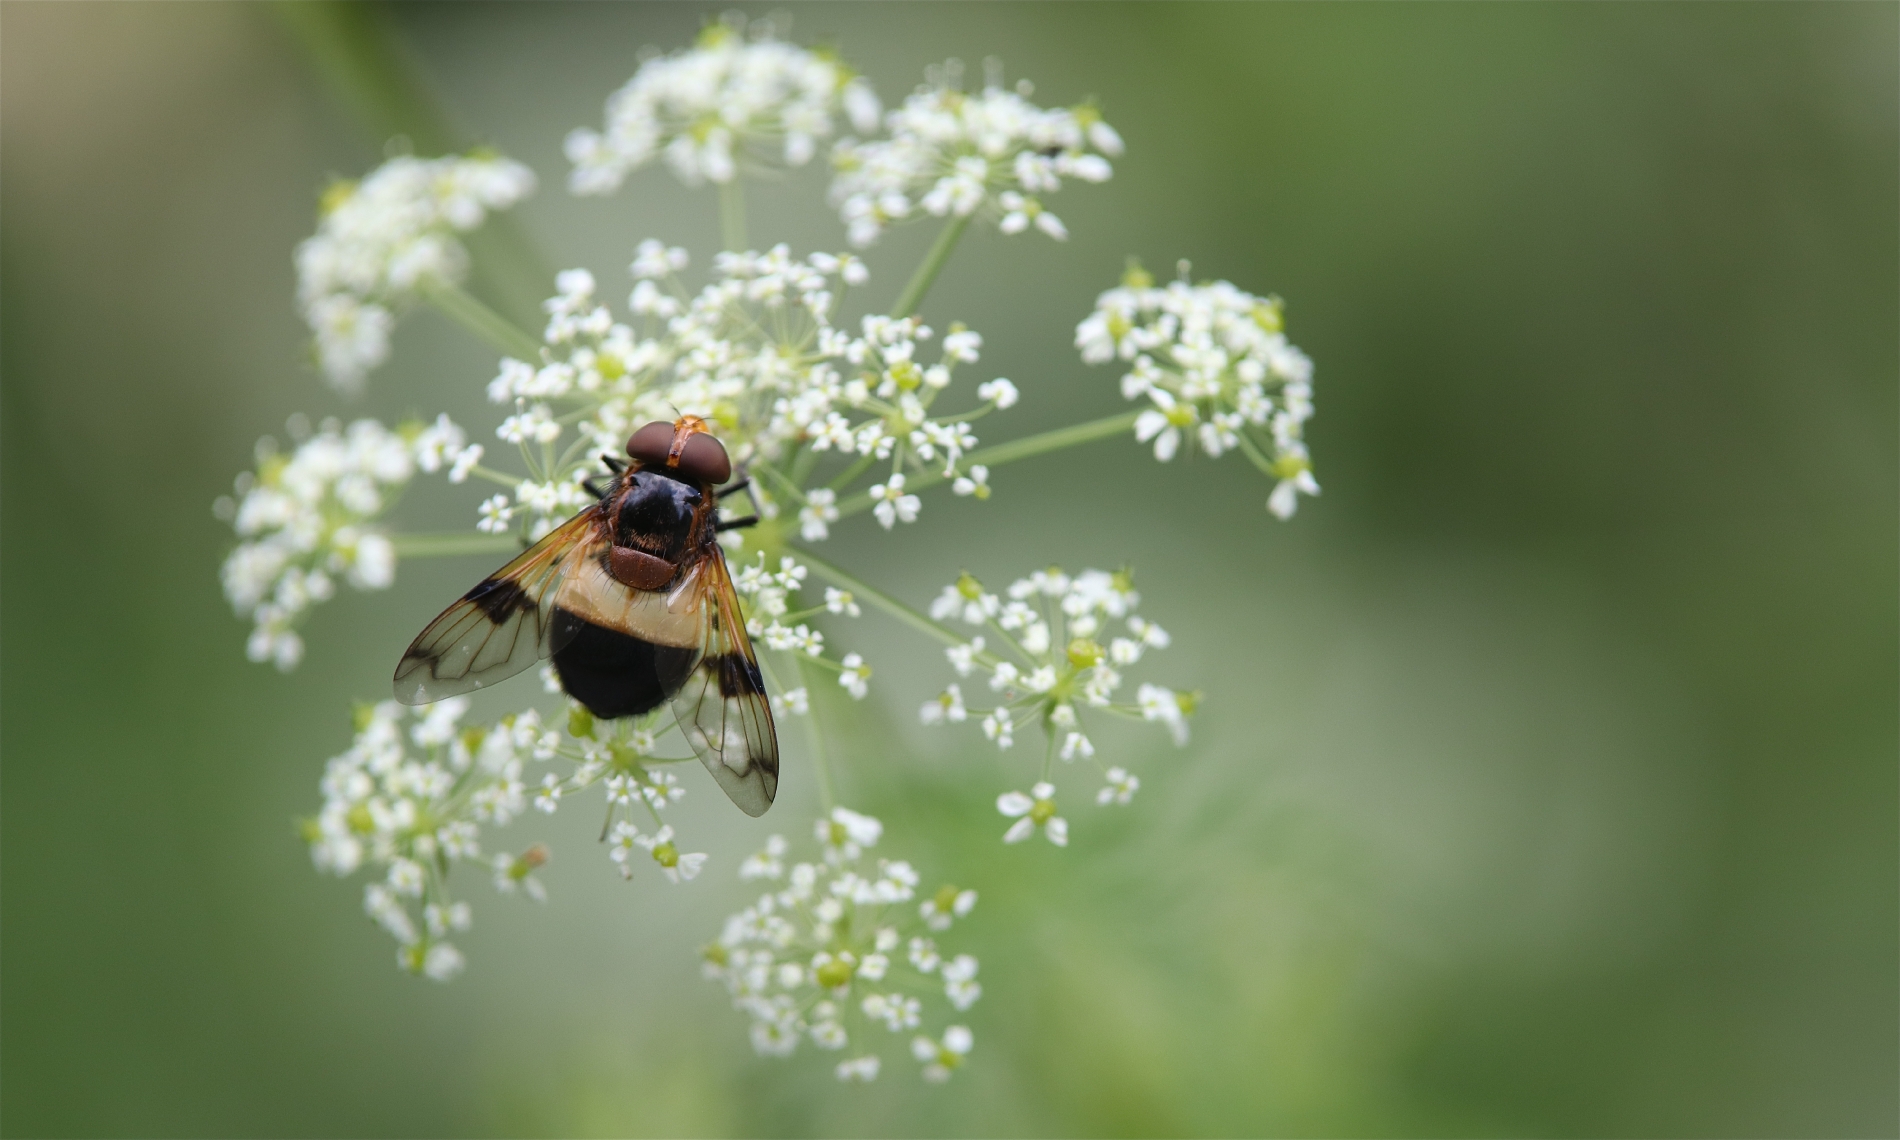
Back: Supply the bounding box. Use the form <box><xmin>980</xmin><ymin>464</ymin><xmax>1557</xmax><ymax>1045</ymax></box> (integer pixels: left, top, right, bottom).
<box><xmin>550</xmin><ymin>608</ymin><xmax>695</xmax><ymax>719</ymax></box>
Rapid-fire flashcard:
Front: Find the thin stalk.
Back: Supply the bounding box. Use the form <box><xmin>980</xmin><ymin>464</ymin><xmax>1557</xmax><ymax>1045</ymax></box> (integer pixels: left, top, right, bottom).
<box><xmin>796</xmin><ymin>657</ymin><xmax>838</xmax><ymax>812</ymax></box>
<box><xmin>273</xmin><ymin>2</ymin><xmax>551</xmax><ymax>321</ymax></box>
<box><xmin>826</xmin><ymin>451</ymin><xmax>879</xmax><ymax>493</ymax></box>
<box><xmin>794</xmin><ymin>549</ymin><xmax>964</xmax><ymax>648</ymax></box>
<box><xmin>420</xmin><ymin>280</ymin><xmax>542</xmax><ymax>360</ymax></box>
<box><xmin>719</xmin><ymin>179</ymin><xmax>747</xmax><ymax>253</ymax></box>
<box><xmin>269</xmin><ymin>1</ymin><xmax>459</xmax><ymax>155</ymax></box>
<box><xmin>463</xmin><ymin>463</ymin><xmax>522</xmax><ymax>489</ymax></box>
<box><xmin>833</xmin><ymin>409</ymin><xmax>1141</xmax><ymax>520</ymax></box>
<box><xmin>1232</xmin><ymin>431</ymin><xmax>1283</xmax><ymax>479</ymax></box>
<box><xmin>890</xmin><ymin>214</ymin><xmax>971</xmax><ymax>319</ymax></box>
<box><xmin>391</xmin><ymin>532</ymin><xmax>518</xmax><ymax>558</ymax></box>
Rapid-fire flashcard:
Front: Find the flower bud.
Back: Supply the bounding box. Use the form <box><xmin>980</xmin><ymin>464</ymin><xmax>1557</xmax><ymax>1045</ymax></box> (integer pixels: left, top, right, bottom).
<box><xmin>567</xmin><ymin>706</ymin><xmax>595</xmax><ymax>739</ymax></box>
<box><xmin>1066</xmin><ymin>638</ymin><xmax>1104</xmax><ymax>669</ymax></box>
<box><xmin>1252</xmin><ymin>296</ymin><xmax>1285</xmax><ymax>334</ymax></box>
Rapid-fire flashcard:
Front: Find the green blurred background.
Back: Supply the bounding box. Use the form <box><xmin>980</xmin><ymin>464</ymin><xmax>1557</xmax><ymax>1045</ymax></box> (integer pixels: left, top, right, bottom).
<box><xmin>3</xmin><ymin>3</ymin><xmax>1895</xmax><ymax>1136</ymax></box>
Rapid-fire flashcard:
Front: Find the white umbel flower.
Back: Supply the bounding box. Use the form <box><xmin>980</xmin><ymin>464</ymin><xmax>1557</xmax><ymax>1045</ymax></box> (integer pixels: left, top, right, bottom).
<box><xmin>911</xmin><ymin>1025</ymin><xmax>974</xmax><ymax>1082</ymax></box>
<box><xmin>219</xmin><ymin>417</ymin><xmax>473</xmax><ymax>670</ymax></box>
<box><xmin>996</xmin><ymin>782</ymin><xmax>1067</xmax><ymax>846</ymax></box>
<box><xmin>1079</xmin><ymin>263</ymin><xmax>1320</xmax><ymax>515</ymax></box>
<box><xmin>829</xmin><ymin>62</ymin><xmax>1121</xmax><ymax>247</ymax></box>
<box><xmin>705</xmin><ymin>810</ymin><xmax>981</xmax><ymax>1078</ymax></box>
<box><xmin>297</xmin><ymin>152</ymin><xmax>534</xmax><ymax>391</ymax></box>
<box><xmin>567</xmin><ymin>20</ymin><xmax>879</xmax><ymax>193</ymax></box>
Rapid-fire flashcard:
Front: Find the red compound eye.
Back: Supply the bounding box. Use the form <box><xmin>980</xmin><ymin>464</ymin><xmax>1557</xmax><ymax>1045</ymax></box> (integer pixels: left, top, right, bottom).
<box><xmin>676</xmin><ymin>431</ymin><xmax>731</xmax><ymax>485</ymax></box>
<box><xmin>624</xmin><ymin>419</ymin><xmax>733</xmax><ymax>485</ymax></box>
<box><xmin>626</xmin><ymin>421</ymin><xmax>676</xmax><ymax>467</ymax></box>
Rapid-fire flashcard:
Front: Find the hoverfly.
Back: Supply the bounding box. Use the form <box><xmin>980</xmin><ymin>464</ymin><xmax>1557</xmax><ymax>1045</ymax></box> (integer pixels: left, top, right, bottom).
<box><xmin>392</xmin><ymin>415</ymin><xmax>778</xmax><ymax>816</ymax></box>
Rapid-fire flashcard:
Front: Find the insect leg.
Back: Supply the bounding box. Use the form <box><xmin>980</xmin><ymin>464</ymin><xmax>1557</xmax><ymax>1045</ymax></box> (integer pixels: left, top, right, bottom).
<box><xmin>715</xmin><ymin>515</ymin><xmax>761</xmax><ymax>533</ymax></box>
<box><xmin>716</xmin><ymin>478</ymin><xmax>751</xmax><ymax>500</ymax></box>
<box><xmin>599</xmin><ymin>454</ymin><xmax>626</xmax><ymax>473</ymax></box>
<box><xmin>583</xmin><ymin>479</ymin><xmax>608</xmax><ymax>498</ymax></box>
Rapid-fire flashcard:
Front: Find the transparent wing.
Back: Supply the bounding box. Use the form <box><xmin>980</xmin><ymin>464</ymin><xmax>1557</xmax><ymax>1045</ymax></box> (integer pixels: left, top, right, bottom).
<box><xmin>392</xmin><ymin>510</ymin><xmax>602</xmax><ymax>704</ymax></box>
<box><xmin>669</xmin><ymin>549</ymin><xmax>779</xmax><ymax>816</ymax></box>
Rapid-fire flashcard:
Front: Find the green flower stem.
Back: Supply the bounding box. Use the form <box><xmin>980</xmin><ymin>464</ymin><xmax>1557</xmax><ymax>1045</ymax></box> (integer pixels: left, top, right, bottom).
<box><xmin>890</xmin><ymin>213</ymin><xmax>971</xmax><ymax>319</ymax></box>
<box><xmin>749</xmin><ymin>459</ymin><xmax>806</xmax><ymax>505</ymax></box>
<box><xmin>719</xmin><ymin>179</ymin><xmax>747</xmax><ymax>253</ymax></box>
<box><xmin>391</xmin><ymin>532</ymin><xmax>518</xmax><ymax>558</ymax></box>
<box><xmin>420</xmin><ymin>280</ymin><xmax>543</xmax><ymax>360</ymax></box>
<box><xmin>826</xmin><ymin>451</ymin><xmax>879</xmax><ymax>493</ymax></box>
<box><xmin>793</xmin><ymin>549</ymin><xmax>963</xmax><ymax>649</ymax></box>
<box><xmin>464</xmin><ymin>463</ymin><xmax>523</xmax><ymax>489</ymax></box>
<box><xmin>270</xmin><ymin>1</ymin><xmax>460</xmax><ymax>156</ymax></box>
<box><xmin>1232</xmin><ymin>431</ymin><xmax>1282</xmax><ymax>480</ymax></box>
<box><xmin>832</xmin><ymin>408</ymin><xmax>1142</xmax><ymax>521</ymax></box>
<box><xmin>274</xmin><ymin>2</ymin><xmax>551</xmax><ymax>322</ymax></box>
<box><xmin>795</xmin><ymin>656</ymin><xmax>838</xmax><ymax>812</ymax></box>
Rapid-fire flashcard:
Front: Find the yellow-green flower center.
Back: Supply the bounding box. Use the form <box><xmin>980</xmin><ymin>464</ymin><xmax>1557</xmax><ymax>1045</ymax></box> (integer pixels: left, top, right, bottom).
<box><xmin>1029</xmin><ymin>799</ymin><xmax>1057</xmax><ymax>825</ymax></box>
<box><xmin>1270</xmin><ymin>453</ymin><xmax>1310</xmax><ymax>481</ymax></box>
<box><xmin>319</xmin><ymin>179</ymin><xmax>356</xmax><ymax>217</ymax></box>
<box><xmin>1252</xmin><ymin>297</ymin><xmax>1285</xmax><ymax>334</ymax></box>
<box><xmin>815</xmin><ymin>958</ymin><xmax>853</xmax><ymax>988</ymax></box>
<box><xmin>567</xmin><ymin>707</ymin><xmax>595</xmax><ymax>739</ymax></box>
<box><xmin>1066</xmin><ymin>638</ymin><xmax>1104</xmax><ymax>669</ymax></box>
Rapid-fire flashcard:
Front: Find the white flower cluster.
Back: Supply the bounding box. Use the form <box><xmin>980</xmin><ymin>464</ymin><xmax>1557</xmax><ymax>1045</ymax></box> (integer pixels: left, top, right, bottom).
<box><xmin>731</xmin><ymin>554</ymin><xmax>871</xmax><ymax>701</ymax></box>
<box><xmin>922</xmin><ymin>566</ymin><xmax>1195</xmax><ymax>837</ymax></box>
<box><xmin>1077</xmin><ymin>266</ymin><xmax>1321</xmax><ymax>519</ymax></box>
<box><xmin>296</xmin><ymin>152</ymin><xmax>535</xmax><ymax>392</ymax></box>
<box><xmin>307</xmin><ymin>694</ymin><xmax>735</xmax><ymax>981</ymax></box>
<box><xmin>305</xmin><ymin>698</ymin><xmax>553</xmax><ymax>981</ymax></box>
<box><xmin>479</xmin><ymin>245</ymin><xmax>1013</xmax><ymax>546</ymax></box>
<box><xmin>567</xmin><ymin>20</ymin><xmax>879</xmax><ymax>193</ymax></box>
<box><xmin>218</xmin><ymin>416</ymin><xmax>474</xmax><ymax>670</ymax></box>
<box><xmin>705</xmin><ymin>809</ymin><xmax>980</xmax><ymax>1082</ymax></box>
<box><xmin>830</xmin><ymin>66</ymin><xmax>1122</xmax><ymax>247</ymax></box>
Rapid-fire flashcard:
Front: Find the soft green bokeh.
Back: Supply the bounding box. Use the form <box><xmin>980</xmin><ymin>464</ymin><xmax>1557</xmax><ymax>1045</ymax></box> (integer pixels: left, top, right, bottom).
<box><xmin>3</xmin><ymin>3</ymin><xmax>1894</xmax><ymax>1136</ymax></box>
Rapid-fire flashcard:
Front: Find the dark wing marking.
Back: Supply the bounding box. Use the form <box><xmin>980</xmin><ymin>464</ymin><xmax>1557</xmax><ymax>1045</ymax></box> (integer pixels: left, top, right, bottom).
<box><xmin>670</xmin><ymin>548</ymin><xmax>779</xmax><ymax>816</ymax></box>
<box><xmin>392</xmin><ymin>510</ymin><xmax>601</xmax><ymax>704</ymax></box>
